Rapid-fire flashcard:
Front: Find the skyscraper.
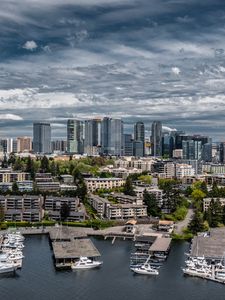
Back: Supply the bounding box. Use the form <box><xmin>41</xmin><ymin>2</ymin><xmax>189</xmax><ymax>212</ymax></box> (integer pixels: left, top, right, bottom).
<box><xmin>182</xmin><ymin>140</ymin><xmax>202</xmax><ymax>160</ymax></box>
<box><xmin>134</xmin><ymin>122</ymin><xmax>145</xmax><ymax>157</ymax></box>
<box><xmin>124</xmin><ymin>134</ymin><xmax>133</xmax><ymax>156</ymax></box>
<box><xmin>33</xmin><ymin>123</ymin><xmax>51</xmax><ymax>153</ymax></box>
<box><xmin>84</xmin><ymin>119</ymin><xmax>101</xmax><ymax>155</ymax></box>
<box><xmin>67</xmin><ymin>119</ymin><xmax>84</xmax><ymax>154</ymax></box>
<box><xmin>151</xmin><ymin>121</ymin><xmax>162</xmax><ymax>156</ymax></box>
<box><xmin>101</xmin><ymin>117</ymin><xmax>124</xmax><ymax>156</ymax></box>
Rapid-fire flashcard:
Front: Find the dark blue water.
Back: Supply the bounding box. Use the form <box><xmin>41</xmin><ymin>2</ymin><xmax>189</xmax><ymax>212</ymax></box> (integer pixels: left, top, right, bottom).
<box><xmin>0</xmin><ymin>235</ymin><xmax>224</xmax><ymax>300</ymax></box>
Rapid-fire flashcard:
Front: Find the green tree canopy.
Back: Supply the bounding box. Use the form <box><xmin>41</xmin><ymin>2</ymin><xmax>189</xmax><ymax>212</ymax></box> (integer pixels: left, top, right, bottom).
<box><xmin>123</xmin><ymin>177</ymin><xmax>136</xmax><ymax>196</ymax></box>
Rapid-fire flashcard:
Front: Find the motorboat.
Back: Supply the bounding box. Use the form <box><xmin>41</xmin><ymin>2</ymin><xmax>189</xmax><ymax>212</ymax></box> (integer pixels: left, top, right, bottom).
<box><xmin>154</xmin><ymin>253</ymin><xmax>167</xmax><ymax>260</ymax></box>
<box><xmin>0</xmin><ymin>263</ymin><xmax>16</xmax><ymax>274</ymax></box>
<box><xmin>71</xmin><ymin>257</ymin><xmax>103</xmax><ymax>270</ymax></box>
<box><xmin>131</xmin><ymin>263</ymin><xmax>159</xmax><ymax>275</ymax></box>
<box><xmin>183</xmin><ymin>266</ymin><xmax>211</xmax><ymax>278</ymax></box>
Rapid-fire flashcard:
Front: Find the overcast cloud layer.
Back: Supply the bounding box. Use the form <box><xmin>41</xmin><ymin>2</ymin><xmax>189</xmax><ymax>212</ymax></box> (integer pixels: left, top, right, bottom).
<box><xmin>0</xmin><ymin>0</ymin><xmax>225</xmax><ymax>140</ymax></box>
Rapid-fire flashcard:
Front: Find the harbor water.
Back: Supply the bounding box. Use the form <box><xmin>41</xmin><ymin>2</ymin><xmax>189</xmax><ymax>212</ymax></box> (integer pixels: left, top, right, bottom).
<box><xmin>0</xmin><ymin>235</ymin><xmax>225</xmax><ymax>300</ymax></box>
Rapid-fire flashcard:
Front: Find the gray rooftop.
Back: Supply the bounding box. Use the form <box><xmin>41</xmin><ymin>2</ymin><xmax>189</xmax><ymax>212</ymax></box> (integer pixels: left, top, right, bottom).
<box><xmin>49</xmin><ymin>227</ymin><xmax>87</xmax><ymax>241</ymax></box>
<box><xmin>191</xmin><ymin>228</ymin><xmax>225</xmax><ymax>259</ymax></box>
<box><xmin>149</xmin><ymin>237</ymin><xmax>172</xmax><ymax>252</ymax></box>
<box><xmin>52</xmin><ymin>238</ymin><xmax>100</xmax><ymax>259</ymax></box>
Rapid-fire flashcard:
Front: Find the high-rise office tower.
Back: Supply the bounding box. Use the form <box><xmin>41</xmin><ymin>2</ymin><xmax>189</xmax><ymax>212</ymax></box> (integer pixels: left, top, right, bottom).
<box><xmin>202</xmin><ymin>143</ymin><xmax>212</xmax><ymax>162</ymax></box>
<box><xmin>84</xmin><ymin>119</ymin><xmax>101</xmax><ymax>156</ymax></box>
<box><xmin>182</xmin><ymin>140</ymin><xmax>202</xmax><ymax>160</ymax></box>
<box><xmin>67</xmin><ymin>119</ymin><xmax>84</xmax><ymax>154</ymax></box>
<box><xmin>124</xmin><ymin>134</ymin><xmax>133</xmax><ymax>156</ymax></box>
<box><xmin>151</xmin><ymin>121</ymin><xmax>162</xmax><ymax>156</ymax></box>
<box><xmin>162</xmin><ymin>133</ymin><xmax>174</xmax><ymax>158</ymax></box>
<box><xmin>134</xmin><ymin>122</ymin><xmax>145</xmax><ymax>157</ymax></box>
<box><xmin>33</xmin><ymin>123</ymin><xmax>51</xmax><ymax>153</ymax></box>
<box><xmin>101</xmin><ymin>117</ymin><xmax>123</xmax><ymax>156</ymax></box>
<box><xmin>17</xmin><ymin>137</ymin><xmax>32</xmax><ymax>152</ymax></box>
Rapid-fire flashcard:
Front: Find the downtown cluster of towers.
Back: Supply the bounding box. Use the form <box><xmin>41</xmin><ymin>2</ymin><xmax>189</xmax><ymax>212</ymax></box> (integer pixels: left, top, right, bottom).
<box><xmin>32</xmin><ymin>118</ymin><xmax>213</xmax><ymax>162</ymax></box>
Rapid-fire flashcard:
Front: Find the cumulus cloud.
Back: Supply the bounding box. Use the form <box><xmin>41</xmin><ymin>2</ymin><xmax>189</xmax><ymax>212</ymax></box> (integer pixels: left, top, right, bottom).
<box><xmin>22</xmin><ymin>40</ymin><xmax>38</xmax><ymax>51</ymax></box>
<box><xmin>0</xmin><ymin>114</ymin><xmax>23</xmax><ymax>120</ymax></box>
<box><xmin>0</xmin><ymin>0</ymin><xmax>225</xmax><ymax>139</ymax></box>
<box><xmin>162</xmin><ymin>126</ymin><xmax>177</xmax><ymax>132</ymax></box>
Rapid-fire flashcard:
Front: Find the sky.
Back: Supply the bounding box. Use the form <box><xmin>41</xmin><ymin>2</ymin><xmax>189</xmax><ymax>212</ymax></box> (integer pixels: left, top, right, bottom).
<box><xmin>0</xmin><ymin>0</ymin><xmax>225</xmax><ymax>140</ymax></box>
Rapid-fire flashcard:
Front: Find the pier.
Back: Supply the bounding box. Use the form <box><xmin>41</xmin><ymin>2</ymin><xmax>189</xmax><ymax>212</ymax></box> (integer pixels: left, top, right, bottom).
<box><xmin>52</xmin><ymin>239</ymin><xmax>101</xmax><ymax>269</ymax></box>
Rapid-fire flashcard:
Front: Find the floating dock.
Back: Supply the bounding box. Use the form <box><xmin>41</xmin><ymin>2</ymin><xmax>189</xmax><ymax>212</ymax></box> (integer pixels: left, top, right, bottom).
<box><xmin>52</xmin><ymin>238</ymin><xmax>101</xmax><ymax>269</ymax></box>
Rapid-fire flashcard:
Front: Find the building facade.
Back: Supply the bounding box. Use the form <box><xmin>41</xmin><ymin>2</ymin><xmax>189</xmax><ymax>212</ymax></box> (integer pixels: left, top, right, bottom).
<box><xmin>33</xmin><ymin>122</ymin><xmax>51</xmax><ymax>153</ymax></box>
<box><xmin>67</xmin><ymin>119</ymin><xmax>84</xmax><ymax>154</ymax></box>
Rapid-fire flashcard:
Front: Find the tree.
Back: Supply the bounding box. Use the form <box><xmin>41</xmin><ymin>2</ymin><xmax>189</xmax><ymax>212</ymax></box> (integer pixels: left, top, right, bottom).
<box><xmin>26</xmin><ymin>156</ymin><xmax>35</xmax><ymax>180</ymax></box>
<box><xmin>222</xmin><ymin>205</ymin><xmax>225</xmax><ymax>225</ymax></box>
<box><xmin>40</xmin><ymin>156</ymin><xmax>50</xmax><ymax>173</ymax></box>
<box><xmin>143</xmin><ymin>190</ymin><xmax>160</xmax><ymax>217</ymax></box>
<box><xmin>1</xmin><ymin>154</ymin><xmax>8</xmax><ymax>168</ymax></box>
<box><xmin>206</xmin><ymin>198</ymin><xmax>223</xmax><ymax>227</ymax></box>
<box><xmin>191</xmin><ymin>189</ymin><xmax>206</xmax><ymax>210</ymax></box>
<box><xmin>76</xmin><ymin>181</ymin><xmax>87</xmax><ymax>202</ymax></box>
<box><xmin>12</xmin><ymin>181</ymin><xmax>19</xmax><ymax>194</ymax></box>
<box><xmin>138</xmin><ymin>175</ymin><xmax>152</xmax><ymax>185</ymax></box>
<box><xmin>188</xmin><ymin>211</ymin><xmax>205</xmax><ymax>234</ymax></box>
<box><xmin>60</xmin><ymin>202</ymin><xmax>71</xmax><ymax>221</ymax></box>
<box><xmin>50</xmin><ymin>161</ymin><xmax>57</xmax><ymax>176</ymax></box>
<box><xmin>13</xmin><ymin>158</ymin><xmax>23</xmax><ymax>171</ymax></box>
<box><xmin>0</xmin><ymin>203</ymin><xmax>4</xmax><ymax>222</ymax></box>
<box><xmin>123</xmin><ymin>177</ymin><xmax>136</xmax><ymax>196</ymax></box>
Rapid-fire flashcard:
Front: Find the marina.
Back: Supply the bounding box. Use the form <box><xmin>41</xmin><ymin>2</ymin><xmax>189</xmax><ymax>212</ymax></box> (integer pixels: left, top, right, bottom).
<box><xmin>182</xmin><ymin>228</ymin><xmax>225</xmax><ymax>284</ymax></box>
<box><xmin>0</xmin><ymin>230</ymin><xmax>25</xmax><ymax>274</ymax></box>
<box><xmin>1</xmin><ymin>236</ymin><xmax>225</xmax><ymax>300</ymax></box>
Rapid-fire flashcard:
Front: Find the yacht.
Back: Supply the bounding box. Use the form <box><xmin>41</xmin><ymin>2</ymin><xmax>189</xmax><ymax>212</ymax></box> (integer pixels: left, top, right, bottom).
<box><xmin>183</xmin><ymin>266</ymin><xmax>211</xmax><ymax>278</ymax></box>
<box><xmin>71</xmin><ymin>257</ymin><xmax>103</xmax><ymax>270</ymax></box>
<box><xmin>0</xmin><ymin>263</ymin><xmax>16</xmax><ymax>274</ymax></box>
<box><xmin>131</xmin><ymin>263</ymin><xmax>159</xmax><ymax>275</ymax></box>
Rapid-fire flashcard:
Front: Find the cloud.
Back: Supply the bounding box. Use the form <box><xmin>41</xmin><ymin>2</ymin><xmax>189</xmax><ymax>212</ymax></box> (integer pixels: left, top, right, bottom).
<box><xmin>0</xmin><ymin>114</ymin><xmax>23</xmax><ymax>120</ymax></box>
<box><xmin>22</xmin><ymin>40</ymin><xmax>38</xmax><ymax>51</ymax></box>
<box><xmin>162</xmin><ymin>126</ymin><xmax>177</xmax><ymax>132</ymax></box>
<box><xmin>171</xmin><ymin>67</ymin><xmax>181</xmax><ymax>75</ymax></box>
<box><xmin>0</xmin><ymin>0</ymin><xmax>225</xmax><ymax>140</ymax></box>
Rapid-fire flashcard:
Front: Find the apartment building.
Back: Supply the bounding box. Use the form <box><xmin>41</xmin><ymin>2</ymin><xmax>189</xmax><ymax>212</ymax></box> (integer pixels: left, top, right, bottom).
<box><xmin>203</xmin><ymin>198</ymin><xmax>225</xmax><ymax>212</ymax></box>
<box><xmin>84</xmin><ymin>178</ymin><xmax>125</xmax><ymax>192</ymax></box>
<box><xmin>0</xmin><ymin>195</ymin><xmax>43</xmax><ymax>222</ymax></box>
<box><xmin>0</xmin><ymin>170</ymin><xmax>30</xmax><ymax>183</ymax></box>
<box><xmin>44</xmin><ymin>196</ymin><xmax>85</xmax><ymax>222</ymax></box>
<box><xmin>88</xmin><ymin>194</ymin><xmax>147</xmax><ymax>220</ymax></box>
<box><xmin>134</xmin><ymin>186</ymin><xmax>163</xmax><ymax>207</ymax></box>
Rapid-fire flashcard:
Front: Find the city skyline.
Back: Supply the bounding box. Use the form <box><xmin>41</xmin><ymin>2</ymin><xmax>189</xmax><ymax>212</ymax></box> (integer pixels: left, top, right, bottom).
<box><xmin>0</xmin><ymin>0</ymin><xmax>225</xmax><ymax>139</ymax></box>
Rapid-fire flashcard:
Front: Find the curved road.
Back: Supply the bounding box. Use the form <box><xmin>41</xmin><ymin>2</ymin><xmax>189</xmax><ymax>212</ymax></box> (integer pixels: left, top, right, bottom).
<box><xmin>174</xmin><ymin>208</ymin><xmax>194</xmax><ymax>234</ymax></box>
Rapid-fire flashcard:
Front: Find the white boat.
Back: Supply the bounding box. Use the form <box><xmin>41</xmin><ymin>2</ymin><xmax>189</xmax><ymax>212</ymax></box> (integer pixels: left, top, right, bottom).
<box><xmin>0</xmin><ymin>263</ymin><xmax>16</xmax><ymax>274</ymax></box>
<box><xmin>154</xmin><ymin>253</ymin><xmax>167</xmax><ymax>260</ymax></box>
<box><xmin>71</xmin><ymin>257</ymin><xmax>103</xmax><ymax>270</ymax></box>
<box><xmin>131</xmin><ymin>263</ymin><xmax>159</xmax><ymax>275</ymax></box>
<box><xmin>183</xmin><ymin>266</ymin><xmax>211</xmax><ymax>278</ymax></box>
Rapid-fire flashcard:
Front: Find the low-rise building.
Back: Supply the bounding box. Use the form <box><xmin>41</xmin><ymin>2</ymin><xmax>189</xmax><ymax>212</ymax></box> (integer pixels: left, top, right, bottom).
<box><xmin>87</xmin><ymin>194</ymin><xmax>147</xmax><ymax>220</ymax></box>
<box><xmin>84</xmin><ymin>177</ymin><xmax>125</xmax><ymax>192</ymax></box>
<box><xmin>203</xmin><ymin>197</ymin><xmax>225</xmax><ymax>211</ymax></box>
<box><xmin>0</xmin><ymin>195</ymin><xmax>43</xmax><ymax>222</ymax></box>
<box><xmin>112</xmin><ymin>193</ymin><xmax>143</xmax><ymax>205</ymax></box>
<box><xmin>134</xmin><ymin>186</ymin><xmax>163</xmax><ymax>207</ymax></box>
<box><xmin>175</xmin><ymin>163</ymin><xmax>195</xmax><ymax>179</ymax></box>
<box><xmin>44</xmin><ymin>196</ymin><xmax>85</xmax><ymax>222</ymax></box>
<box><xmin>0</xmin><ymin>169</ymin><xmax>30</xmax><ymax>183</ymax></box>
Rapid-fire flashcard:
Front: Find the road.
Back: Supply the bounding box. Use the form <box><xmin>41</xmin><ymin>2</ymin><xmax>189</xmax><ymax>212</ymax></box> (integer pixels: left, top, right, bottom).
<box><xmin>174</xmin><ymin>208</ymin><xmax>194</xmax><ymax>234</ymax></box>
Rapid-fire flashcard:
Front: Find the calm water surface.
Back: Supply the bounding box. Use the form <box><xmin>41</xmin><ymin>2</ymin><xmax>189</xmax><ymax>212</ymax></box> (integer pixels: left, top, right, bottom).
<box><xmin>0</xmin><ymin>235</ymin><xmax>225</xmax><ymax>300</ymax></box>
